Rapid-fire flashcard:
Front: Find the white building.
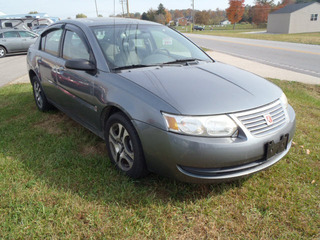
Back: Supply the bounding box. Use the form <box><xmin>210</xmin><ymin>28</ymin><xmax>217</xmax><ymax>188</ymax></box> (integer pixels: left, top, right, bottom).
<box><xmin>220</xmin><ymin>20</ymin><xmax>231</xmax><ymax>25</ymax></box>
<box><xmin>267</xmin><ymin>2</ymin><xmax>320</xmax><ymax>34</ymax></box>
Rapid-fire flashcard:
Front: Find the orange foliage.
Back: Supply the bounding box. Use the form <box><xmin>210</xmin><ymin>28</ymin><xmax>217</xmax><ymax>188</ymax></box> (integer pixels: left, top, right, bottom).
<box><xmin>226</xmin><ymin>0</ymin><xmax>245</xmax><ymax>24</ymax></box>
<box><xmin>273</xmin><ymin>0</ymin><xmax>295</xmax><ymax>12</ymax></box>
<box><xmin>165</xmin><ymin>9</ymin><xmax>172</xmax><ymax>24</ymax></box>
<box><xmin>252</xmin><ymin>2</ymin><xmax>271</xmax><ymax>24</ymax></box>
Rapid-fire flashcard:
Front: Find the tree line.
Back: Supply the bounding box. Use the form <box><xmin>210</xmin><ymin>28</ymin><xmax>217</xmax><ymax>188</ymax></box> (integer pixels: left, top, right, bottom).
<box><xmin>75</xmin><ymin>0</ymin><xmax>319</xmax><ymax>27</ymax></box>
<box><xmin>227</xmin><ymin>0</ymin><xmax>320</xmax><ymax>28</ymax></box>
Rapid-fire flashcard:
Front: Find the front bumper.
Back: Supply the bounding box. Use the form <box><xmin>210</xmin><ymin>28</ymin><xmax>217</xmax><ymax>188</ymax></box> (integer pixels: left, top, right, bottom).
<box><xmin>134</xmin><ymin>105</ymin><xmax>296</xmax><ymax>183</ymax></box>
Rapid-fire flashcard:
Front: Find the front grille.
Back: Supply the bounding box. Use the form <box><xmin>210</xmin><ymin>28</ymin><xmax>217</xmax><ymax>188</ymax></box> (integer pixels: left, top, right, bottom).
<box><xmin>235</xmin><ymin>101</ymin><xmax>287</xmax><ymax>137</ymax></box>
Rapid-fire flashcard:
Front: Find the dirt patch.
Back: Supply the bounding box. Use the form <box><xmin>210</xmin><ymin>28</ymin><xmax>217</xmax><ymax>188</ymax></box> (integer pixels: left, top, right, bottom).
<box><xmin>35</xmin><ymin>112</ymin><xmax>68</xmax><ymax>135</ymax></box>
<box><xmin>79</xmin><ymin>142</ymin><xmax>107</xmax><ymax>157</ymax></box>
<box><xmin>175</xmin><ymin>215</ymin><xmax>219</xmax><ymax>239</ymax></box>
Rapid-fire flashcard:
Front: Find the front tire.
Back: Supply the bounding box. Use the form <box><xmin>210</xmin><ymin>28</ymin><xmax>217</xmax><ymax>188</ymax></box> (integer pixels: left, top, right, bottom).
<box><xmin>32</xmin><ymin>76</ymin><xmax>53</xmax><ymax>111</ymax></box>
<box><xmin>105</xmin><ymin>112</ymin><xmax>149</xmax><ymax>179</ymax></box>
<box><xmin>0</xmin><ymin>46</ymin><xmax>6</xmax><ymax>58</ymax></box>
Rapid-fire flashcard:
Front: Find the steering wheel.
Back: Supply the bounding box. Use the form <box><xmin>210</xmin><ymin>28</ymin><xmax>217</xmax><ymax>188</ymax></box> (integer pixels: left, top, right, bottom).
<box><xmin>153</xmin><ymin>48</ymin><xmax>170</xmax><ymax>56</ymax></box>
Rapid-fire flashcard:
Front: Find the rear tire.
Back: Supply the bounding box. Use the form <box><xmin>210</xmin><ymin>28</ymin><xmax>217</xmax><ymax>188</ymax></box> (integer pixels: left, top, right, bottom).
<box><xmin>32</xmin><ymin>76</ymin><xmax>53</xmax><ymax>112</ymax></box>
<box><xmin>105</xmin><ymin>112</ymin><xmax>149</xmax><ymax>179</ymax></box>
<box><xmin>0</xmin><ymin>46</ymin><xmax>6</xmax><ymax>58</ymax></box>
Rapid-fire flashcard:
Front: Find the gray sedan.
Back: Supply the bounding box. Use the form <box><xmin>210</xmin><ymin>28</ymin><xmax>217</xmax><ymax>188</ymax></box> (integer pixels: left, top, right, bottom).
<box><xmin>0</xmin><ymin>29</ymin><xmax>38</xmax><ymax>58</ymax></box>
<box><xmin>27</xmin><ymin>18</ymin><xmax>296</xmax><ymax>183</ymax></box>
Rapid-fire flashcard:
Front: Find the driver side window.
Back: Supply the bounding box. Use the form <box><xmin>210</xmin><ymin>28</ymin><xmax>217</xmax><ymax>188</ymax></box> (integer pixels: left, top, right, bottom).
<box><xmin>62</xmin><ymin>30</ymin><xmax>90</xmax><ymax>61</ymax></box>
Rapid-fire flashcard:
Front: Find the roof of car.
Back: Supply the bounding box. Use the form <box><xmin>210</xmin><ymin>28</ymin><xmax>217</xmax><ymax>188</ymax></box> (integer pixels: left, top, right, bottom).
<box><xmin>0</xmin><ymin>29</ymin><xmax>31</xmax><ymax>33</ymax></box>
<box><xmin>58</xmin><ymin>17</ymin><xmax>160</xmax><ymax>27</ymax></box>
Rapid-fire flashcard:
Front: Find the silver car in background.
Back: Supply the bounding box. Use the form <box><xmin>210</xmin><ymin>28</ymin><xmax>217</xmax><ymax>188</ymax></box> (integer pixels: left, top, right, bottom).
<box><xmin>0</xmin><ymin>29</ymin><xmax>38</xmax><ymax>58</ymax></box>
<box><xmin>27</xmin><ymin>18</ymin><xmax>296</xmax><ymax>183</ymax></box>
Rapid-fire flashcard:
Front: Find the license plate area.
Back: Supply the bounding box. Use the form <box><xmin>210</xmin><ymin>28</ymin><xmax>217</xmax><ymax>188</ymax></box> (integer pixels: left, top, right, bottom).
<box><xmin>266</xmin><ymin>134</ymin><xmax>289</xmax><ymax>160</ymax></box>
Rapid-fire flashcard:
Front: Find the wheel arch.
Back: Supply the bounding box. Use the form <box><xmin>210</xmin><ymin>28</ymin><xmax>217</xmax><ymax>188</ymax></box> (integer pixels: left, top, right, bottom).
<box><xmin>28</xmin><ymin>69</ymin><xmax>38</xmax><ymax>84</ymax></box>
<box><xmin>0</xmin><ymin>45</ymin><xmax>7</xmax><ymax>57</ymax></box>
<box><xmin>100</xmin><ymin>104</ymin><xmax>133</xmax><ymax>133</ymax></box>
<box><xmin>0</xmin><ymin>45</ymin><xmax>7</xmax><ymax>52</ymax></box>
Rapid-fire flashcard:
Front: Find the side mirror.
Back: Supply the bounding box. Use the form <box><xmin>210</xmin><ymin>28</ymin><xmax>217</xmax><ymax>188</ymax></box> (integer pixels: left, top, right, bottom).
<box><xmin>65</xmin><ymin>59</ymin><xmax>96</xmax><ymax>71</ymax></box>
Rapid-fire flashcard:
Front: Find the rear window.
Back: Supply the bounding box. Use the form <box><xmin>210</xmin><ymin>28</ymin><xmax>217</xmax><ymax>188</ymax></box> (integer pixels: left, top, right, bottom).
<box><xmin>41</xmin><ymin>29</ymin><xmax>63</xmax><ymax>56</ymax></box>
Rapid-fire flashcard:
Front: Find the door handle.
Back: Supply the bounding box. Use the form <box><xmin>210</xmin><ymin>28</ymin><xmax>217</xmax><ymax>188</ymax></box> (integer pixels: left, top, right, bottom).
<box><xmin>56</xmin><ymin>66</ymin><xmax>65</xmax><ymax>74</ymax></box>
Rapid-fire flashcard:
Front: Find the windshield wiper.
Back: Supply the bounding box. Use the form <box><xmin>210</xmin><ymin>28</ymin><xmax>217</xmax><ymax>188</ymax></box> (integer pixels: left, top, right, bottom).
<box><xmin>113</xmin><ymin>64</ymin><xmax>155</xmax><ymax>71</ymax></box>
<box><xmin>162</xmin><ymin>58</ymin><xmax>202</xmax><ymax>65</ymax></box>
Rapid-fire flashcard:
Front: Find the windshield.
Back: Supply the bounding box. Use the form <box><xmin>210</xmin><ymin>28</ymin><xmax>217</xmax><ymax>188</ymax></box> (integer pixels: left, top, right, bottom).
<box><xmin>91</xmin><ymin>24</ymin><xmax>212</xmax><ymax>70</ymax></box>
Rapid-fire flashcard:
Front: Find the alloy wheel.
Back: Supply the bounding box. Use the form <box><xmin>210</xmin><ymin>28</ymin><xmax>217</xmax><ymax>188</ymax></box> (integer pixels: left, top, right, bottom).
<box><xmin>33</xmin><ymin>81</ymin><xmax>43</xmax><ymax>109</ymax></box>
<box><xmin>109</xmin><ymin>123</ymin><xmax>134</xmax><ymax>171</ymax></box>
<box><xmin>0</xmin><ymin>48</ymin><xmax>5</xmax><ymax>57</ymax></box>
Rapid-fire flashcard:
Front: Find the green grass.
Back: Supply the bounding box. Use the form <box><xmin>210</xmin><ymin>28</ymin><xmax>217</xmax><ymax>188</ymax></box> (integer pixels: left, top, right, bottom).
<box><xmin>0</xmin><ymin>82</ymin><xmax>319</xmax><ymax>239</ymax></box>
<box><xmin>175</xmin><ymin>24</ymin><xmax>320</xmax><ymax>45</ymax></box>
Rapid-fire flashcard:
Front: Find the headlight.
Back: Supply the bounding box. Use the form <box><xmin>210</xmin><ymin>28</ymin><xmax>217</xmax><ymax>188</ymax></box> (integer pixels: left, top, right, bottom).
<box><xmin>280</xmin><ymin>92</ymin><xmax>288</xmax><ymax>109</ymax></box>
<box><xmin>162</xmin><ymin>113</ymin><xmax>238</xmax><ymax>137</ymax></box>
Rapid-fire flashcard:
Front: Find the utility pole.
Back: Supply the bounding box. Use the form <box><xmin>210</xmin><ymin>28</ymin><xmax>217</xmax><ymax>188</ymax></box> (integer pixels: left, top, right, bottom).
<box><xmin>120</xmin><ymin>0</ymin><xmax>125</xmax><ymax>17</ymax></box>
<box><xmin>126</xmin><ymin>0</ymin><xmax>130</xmax><ymax>17</ymax></box>
<box><xmin>191</xmin><ymin>0</ymin><xmax>195</xmax><ymax>32</ymax></box>
<box><xmin>94</xmin><ymin>0</ymin><xmax>99</xmax><ymax>17</ymax></box>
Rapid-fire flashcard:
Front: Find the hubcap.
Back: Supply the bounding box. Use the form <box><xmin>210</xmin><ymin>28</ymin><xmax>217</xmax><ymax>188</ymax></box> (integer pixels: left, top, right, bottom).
<box><xmin>34</xmin><ymin>81</ymin><xmax>43</xmax><ymax>108</ymax></box>
<box><xmin>0</xmin><ymin>48</ymin><xmax>4</xmax><ymax>57</ymax></box>
<box><xmin>109</xmin><ymin>123</ymin><xmax>134</xmax><ymax>171</ymax></box>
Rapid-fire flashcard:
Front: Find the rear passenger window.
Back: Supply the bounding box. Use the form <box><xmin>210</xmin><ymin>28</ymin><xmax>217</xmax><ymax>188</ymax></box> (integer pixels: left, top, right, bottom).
<box><xmin>19</xmin><ymin>31</ymin><xmax>37</xmax><ymax>38</ymax></box>
<box><xmin>62</xmin><ymin>30</ymin><xmax>90</xmax><ymax>61</ymax></box>
<box><xmin>3</xmin><ymin>31</ymin><xmax>19</xmax><ymax>38</ymax></box>
<box><xmin>42</xmin><ymin>29</ymin><xmax>62</xmax><ymax>56</ymax></box>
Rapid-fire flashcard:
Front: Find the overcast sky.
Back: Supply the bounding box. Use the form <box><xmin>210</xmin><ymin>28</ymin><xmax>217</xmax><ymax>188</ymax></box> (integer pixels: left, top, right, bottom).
<box><xmin>0</xmin><ymin>0</ymin><xmax>256</xmax><ymax>19</ymax></box>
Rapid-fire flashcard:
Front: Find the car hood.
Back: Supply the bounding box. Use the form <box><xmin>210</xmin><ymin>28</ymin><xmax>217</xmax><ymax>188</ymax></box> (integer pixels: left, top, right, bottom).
<box><xmin>119</xmin><ymin>62</ymin><xmax>283</xmax><ymax>115</ymax></box>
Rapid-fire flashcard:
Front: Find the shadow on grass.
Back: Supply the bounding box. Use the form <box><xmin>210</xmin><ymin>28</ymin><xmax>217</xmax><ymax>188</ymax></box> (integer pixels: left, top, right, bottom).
<box><xmin>0</xmin><ymin>84</ymin><xmax>246</xmax><ymax>207</ymax></box>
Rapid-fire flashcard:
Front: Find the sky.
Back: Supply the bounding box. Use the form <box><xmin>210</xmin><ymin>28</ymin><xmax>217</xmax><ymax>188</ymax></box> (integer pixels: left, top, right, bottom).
<box><xmin>0</xmin><ymin>0</ymin><xmax>255</xmax><ymax>19</ymax></box>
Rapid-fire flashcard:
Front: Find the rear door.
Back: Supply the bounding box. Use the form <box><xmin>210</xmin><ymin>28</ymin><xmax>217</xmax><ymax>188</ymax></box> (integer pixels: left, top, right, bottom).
<box><xmin>1</xmin><ymin>31</ymin><xmax>22</xmax><ymax>52</ymax></box>
<box><xmin>37</xmin><ymin>26</ymin><xmax>64</xmax><ymax>101</ymax></box>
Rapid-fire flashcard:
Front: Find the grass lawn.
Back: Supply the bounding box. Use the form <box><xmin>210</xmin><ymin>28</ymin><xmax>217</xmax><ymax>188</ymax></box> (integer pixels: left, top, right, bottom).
<box><xmin>0</xmin><ymin>81</ymin><xmax>319</xmax><ymax>239</ymax></box>
<box><xmin>175</xmin><ymin>25</ymin><xmax>320</xmax><ymax>45</ymax></box>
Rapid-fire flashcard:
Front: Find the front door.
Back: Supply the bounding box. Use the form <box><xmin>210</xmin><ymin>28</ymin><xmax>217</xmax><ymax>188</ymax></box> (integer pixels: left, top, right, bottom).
<box><xmin>56</xmin><ymin>25</ymin><xmax>97</xmax><ymax>128</ymax></box>
<box><xmin>18</xmin><ymin>31</ymin><xmax>37</xmax><ymax>51</ymax></box>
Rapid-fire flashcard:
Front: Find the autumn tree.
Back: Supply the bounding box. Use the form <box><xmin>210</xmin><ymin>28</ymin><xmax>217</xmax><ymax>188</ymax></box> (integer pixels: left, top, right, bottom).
<box><xmin>211</xmin><ymin>8</ymin><xmax>226</xmax><ymax>25</ymax></box>
<box><xmin>252</xmin><ymin>2</ymin><xmax>271</xmax><ymax>26</ymax></box>
<box><xmin>165</xmin><ymin>9</ymin><xmax>172</xmax><ymax>24</ymax></box>
<box><xmin>173</xmin><ymin>9</ymin><xmax>184</xmax><ymax>19</ymax></box>
<box><xmin>272</xmin><ymin>0</ymin><xmax>295</xmax><ymax>12</ymax></box>
<box><xmin>226</xmin><ymin>0</ymin><xmax>245</xmax><ymax>29</ymax></box>
<box><xmin>29</xmin><ymin>11</ymin><xmax>38</xmax><ymax>14</ymax></box>
<box><xmin>155</xmin><ymin>14</ymin><xmax>166</xmax><ymax>25</ymax></box>
<box><xmin>76</xmin><ymin>13</ymin><xmax>87</xmax><ymax>18</ymax></box>
<box><xmin>194</xmin><ymin>10</ymin><xmax>210</xmax><ymax>25</ymax></box>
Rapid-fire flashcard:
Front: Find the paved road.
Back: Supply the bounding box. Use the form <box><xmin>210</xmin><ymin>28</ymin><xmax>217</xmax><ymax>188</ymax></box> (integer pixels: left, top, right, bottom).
<box><xmin>0</xmin><ymin>54</ymin><xmax>28</xmax><ymax>87</ymax></box>
<box><xmin>185</xmin><ymin>34</ymin><xmax>320</xmax><ymax>78</ymax></box>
